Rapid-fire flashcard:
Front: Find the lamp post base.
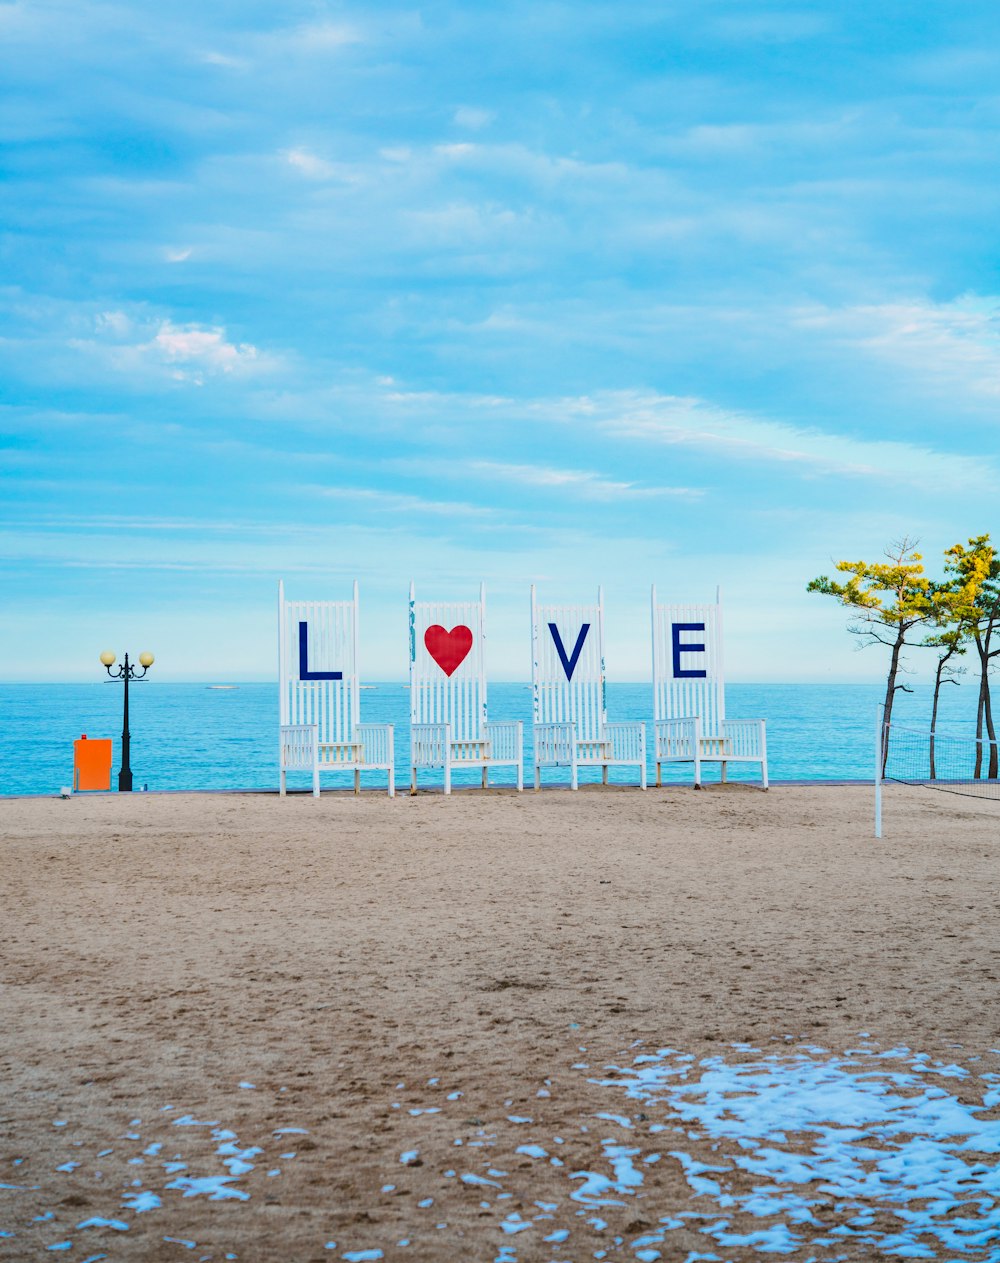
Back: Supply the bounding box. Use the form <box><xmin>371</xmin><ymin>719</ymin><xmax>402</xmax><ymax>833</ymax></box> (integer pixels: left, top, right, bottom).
<box><xmin>118</xmin><ymin>769</ymin><xmax>133</xmax><ymax>792</ymax></box>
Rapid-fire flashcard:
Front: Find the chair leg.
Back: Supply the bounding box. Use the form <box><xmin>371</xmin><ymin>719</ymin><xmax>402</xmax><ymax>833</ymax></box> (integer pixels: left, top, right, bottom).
<box><xmin>517</xmin><ymin>760</ymin><xmax>523</xmax><ymax>792</ymax></box>
<box><xmin>313</xmin><ymin>768</ymin><xmax>320</xmax><ymax>798</ymax></box>
<box><xmin>655</xmin><ymin>762</ymin><xmax>662</xmax><ymax>788</ymax></box>
<box><xmin>482</xmin><ymin>767</ymin><xmax>488</xmax><ymax>789</ymax></box>
<box><xmin>602</xmin><ymin>765</ymin><xmax>608</xmax><ymax>785</ymax></box>
<box><xmin>388</xmin><ymin>767</ymin><xmax>395</xmax><ymax>798</ymax></box>
<box><xmin>444</xmin><ymin>763</ymin><xmax>451</xmax><ymax>795</ymax></box>
<box><xmin>761</xmin><ymin>760</ymin><xmax>769</xmax><ymax>792</ymax></box>
<box><xmin>721</xmin><ymin>762</ymin><xmax>728</xmax><ymax>784</ymax></box>
<box><xmin>354</xmin><ymin>769</ymin><xmax>361</xmax><ymax>795</ymax></box>
<box><xmin>640</xmin><ymin>761</ymin><xmax>647</xmax><ymax>791</ymax></box>
<box><xmin>571</xmin><ymin>760</ymin><xmax>578</xmax><ymax>791</ymax></box>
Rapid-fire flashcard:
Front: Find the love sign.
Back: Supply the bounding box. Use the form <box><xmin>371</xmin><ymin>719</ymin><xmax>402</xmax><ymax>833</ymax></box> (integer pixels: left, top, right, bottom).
<box><xmin>424</xmin><ymin>624</ymin><xmax>473</xmax><ymax>677</ymax></box>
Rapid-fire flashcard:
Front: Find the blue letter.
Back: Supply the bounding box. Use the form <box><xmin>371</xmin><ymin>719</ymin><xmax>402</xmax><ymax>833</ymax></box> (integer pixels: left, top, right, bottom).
<box><xmin>672</xmin><ymin>623</ymin><xmax>707</xmax><ymax>679</ymax></box>
<box><xmin>549</xmin><ymin>622</ymin><xmax>590</xmax><ymax>681</ymax></box>
<box><xmin>298</xmin><ymin>622</ymin><xmax>343</xmax><ymax>681</ymax></box>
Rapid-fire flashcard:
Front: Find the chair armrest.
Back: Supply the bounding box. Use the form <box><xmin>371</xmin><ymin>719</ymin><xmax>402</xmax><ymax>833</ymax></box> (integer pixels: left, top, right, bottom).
<box><xmin>533</xmin><ymin>721</ymin><xmax>575</xmax><ymax>763</ymax></box>
<box><xmin>357</xmin><ymin>722</ymin><xmax>393</xmax><ymax>766</ymax></box>
<box><xmin>604</xmin><ymin>721</ymin><xmax>646</xmax><ymax>761</ymax></box>
<box><xmin>412</xmin><ymin>723</ymin><xmax>450</xmax><ymax>765</ymax></box>
<box><xmin>720</xmin><ymin>719</ymin><xmax>766</xmax><ymax>757</ymax></box>
<box><xmin>655</xmin><ymin>717</ymin><xmax>700</xmax><ymax>758</ymax></box>
<box><xmin>484</xmin><ymin>720</ymin><xmax>523</xmax><ymax>761</ymax></box>
<box><xmin>280</xmin><ymin>724</ymin><xmax>317</xmax><ymax>768</ymax></box>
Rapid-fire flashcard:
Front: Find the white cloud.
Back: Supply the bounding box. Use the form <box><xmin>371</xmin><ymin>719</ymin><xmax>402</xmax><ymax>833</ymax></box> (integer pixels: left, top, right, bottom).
<box><xmin>67</xmin><ymin>314</ymin><xmax>266</xmax><ymax>386</ymax></box>
<box><xmin>310</xmin><ymin>486</ymin><xmax>495</xmax><ymax>518</ymax></box>
<box><xmin>531</xmin><ymin>390</ymin><xmax>992</xmax><ymax>491</ymax></box>
<box><xmin>199</xmin><ymin>50</ymin><xmax>249</xmax><ymax>70</ymax></box>
<box><xmin>467</xmin><ymin>460</ymin><xmax>702</xmax><ymax>501</ymax></box>
<box><xmin>152</xmin><ymin>322</ymin><xmax>258</xmax><ymax>374</ymax></box>
<box><xmin>289</xmin><ymin>21</ymin><xmax>363</xmax><ymax>50</ymax></box>
<box><xmin>283</xmin><ymin>147</ymin><xmax>338</xmax><ymax>180</ymax></box>
<box><xmin>454</xmin><ymin>106</ymin><xmax>495</xmax><ymax>131</ymax></box>
<box><xmin>95</xmin><ymin>310</ymin><xmax>132</xmax><ymax>335</ymax></box>
<box><xmin>795</xmin><ymin>296</ymin><xmax>1000</xmax><ymax>399</ymax></box>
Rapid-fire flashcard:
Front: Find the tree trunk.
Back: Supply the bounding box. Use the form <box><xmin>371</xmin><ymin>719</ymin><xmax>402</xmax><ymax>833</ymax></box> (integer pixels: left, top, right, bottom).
<box><xmin>930</xmin><ymin>657</ymin><xmax>946</xmax><ymax>780</ymax></box>
<box><xmin>984</xmin><ymin>619</ymin><xmax>998</xmax><ymax>779</ymax></box>
<box><xmin>974</xmin><ymin>630</ymin><xmax>986</xmax><ymax>779</ymax></box>
<box><xmin>881</xmin><ymin>629</ymin><xmax>906</xmax><ymax>775</ymax></box>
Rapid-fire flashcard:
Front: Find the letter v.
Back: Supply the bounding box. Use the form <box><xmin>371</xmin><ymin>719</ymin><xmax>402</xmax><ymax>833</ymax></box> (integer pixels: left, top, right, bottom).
<box><xmin>548</xmin><ymin>622</ymin><xmax>590</xmax><ymax>681</ymax></box>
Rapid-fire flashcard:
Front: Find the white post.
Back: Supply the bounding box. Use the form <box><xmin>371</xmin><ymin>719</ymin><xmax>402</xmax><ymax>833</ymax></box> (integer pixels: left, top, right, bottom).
<box><xmin>650</xmin><ymin>584</ymin><xmax>658</xmax><ymax>723</ymax></box>
<box><xmin>479</xmin><ymin>580</ymin><xmax>488</xmax><ymax>735</ymax></box>
<box><xmin>278</xmin><ymin>580</ymin><xmax>287</xmax><ymax>794</ymax></box>
<box><xmin>874</xmin><ymin>703</ymin><xmax>884</xmax><ymax>839</ymax></box>
<box><xmin>530</xmin><ymin>584</ymin><xmax>539</xmax><ymax>723</ymax></box>
<box><xmin>715</xmin><ymin>586</ymin><xmax>726</xmax><ymax>726</ymax></box>
<box><xmin>352</xmin><ymin>579</ymin><xmax>361</xmax><ymax>743</ymax></box>
<box><xmin>531</xmin><ymin>584</ymin><xmax>540</xmax><ymax>791</ymax></box>
<box><xmin>409</xmin><ymin>581</ymin><xmax>417</xmax><ymax>795</ymax></box>
<box><xmin>597</xmin><ymin>585</ymin><xmax>608</xmax><ymax>730</ymax></box>
<box><xmin>651</xmin><ymin>584</ymin><xmax>661</xmax><ymax>787</ymax></box>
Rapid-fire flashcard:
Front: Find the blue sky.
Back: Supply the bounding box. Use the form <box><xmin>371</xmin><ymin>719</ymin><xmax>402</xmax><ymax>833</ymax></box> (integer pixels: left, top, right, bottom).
<box><xmin>2</xmin><ymin>0</ymin><xmax>999</xmax><ymax>682</ymax></box>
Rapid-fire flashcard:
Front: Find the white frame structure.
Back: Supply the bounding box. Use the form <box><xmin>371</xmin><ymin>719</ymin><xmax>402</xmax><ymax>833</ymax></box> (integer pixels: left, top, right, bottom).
<box><xmin>279</xmin><ymin>581</ymin><xmax>394</xmax><ymax>797</ymax></box>
<box><xmin>531</xmin><ymin>585</ymin><xmax>646</xmax><ymax>790</ymax></box>
<box><xmin>651</xmin><ymin>586</ymin><xmax>767</xmax><ymax>789</ymax></box>
<box><xmin>409</xmin><ymin>582</ymin><xmax>523</xmax><ymax>794</ymax></box>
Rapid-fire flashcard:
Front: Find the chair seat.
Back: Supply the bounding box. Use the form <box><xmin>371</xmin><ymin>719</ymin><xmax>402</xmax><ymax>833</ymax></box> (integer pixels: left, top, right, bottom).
<box><xmin>576</xmin><ymin>739</ymin><xmax>612</xmax><ymax>761</ymax></box>
<box><xmin>451</xmin><ymin>739</ymin><xmax>491</xmax><ymax>761</ymax></box>
<box><xmin>317</xmin><ymin>741</ymin><xmax>363</xmax><ymax>765</ymax></box>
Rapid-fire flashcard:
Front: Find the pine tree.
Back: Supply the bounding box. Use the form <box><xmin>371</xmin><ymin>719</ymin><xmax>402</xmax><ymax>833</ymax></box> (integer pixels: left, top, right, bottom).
<box><xmin>808</xmin><ymin>538</ymin><xmax>933</xmax><ymax>770</ymax></box>
<box><xmin>944</xmin><ymin>535</ymin><xmax>1000</xmax><ymax>779</ymax></box>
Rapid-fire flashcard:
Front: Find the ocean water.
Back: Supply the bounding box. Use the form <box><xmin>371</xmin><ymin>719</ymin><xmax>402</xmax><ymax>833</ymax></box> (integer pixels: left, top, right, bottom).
<box><xmin>0</xmin><ymin>680</ymin><xmax>985</xmax><ymax>796</ymax></box>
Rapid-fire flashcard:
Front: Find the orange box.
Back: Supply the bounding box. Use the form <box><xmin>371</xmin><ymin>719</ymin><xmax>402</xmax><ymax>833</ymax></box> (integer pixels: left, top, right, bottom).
<box><xmin>73</xmin><ymin>734</ymin><xmax>113</xmax><ymax>792</ymax></box>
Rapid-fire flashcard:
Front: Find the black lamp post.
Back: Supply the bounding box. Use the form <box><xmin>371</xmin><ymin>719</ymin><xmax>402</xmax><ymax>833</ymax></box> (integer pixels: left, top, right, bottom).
<box><xmin>100</xmin><ymin>650</ymin><xmax>154</xmax><ymax>792</ymax></box>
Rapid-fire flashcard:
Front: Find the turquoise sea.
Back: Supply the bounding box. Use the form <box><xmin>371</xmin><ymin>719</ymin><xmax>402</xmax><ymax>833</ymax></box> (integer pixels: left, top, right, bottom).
<box><xmin>0</xmin><ymin>681</ymin><xmax>985</xmax><ymax>796</ymax></box>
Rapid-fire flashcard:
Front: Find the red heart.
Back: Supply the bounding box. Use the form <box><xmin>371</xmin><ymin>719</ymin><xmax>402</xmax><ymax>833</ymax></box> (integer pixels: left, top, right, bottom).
<box><xmin>424</xmin><ymin>624</ymin><xmax>473</xmax><ymax>677</ymax></box>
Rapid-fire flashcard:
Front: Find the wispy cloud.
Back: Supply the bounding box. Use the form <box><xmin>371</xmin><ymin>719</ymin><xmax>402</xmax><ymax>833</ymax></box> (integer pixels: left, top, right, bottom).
<box><xmin>282</xmin><ymin>147</ymin><xmax>341</xmax><ymax>180</ymax></box>
<box><xmin>285</xmin><ymin>21</ymin><xmax>364</xmax><ymax>52</ymax></box>
<box><xmin>307</xmin><ymin>486</ymin><xmax>496</xmax><ymax>519</ymax></box>
<box><xmin>67</xmin><ymin>312</ymin><xmax>272</xmax><ymax>385</ymax></box>
<box><xmin>795</xmin><ymin>295</ymin><xmax>1000</xmax><ymax>400</ymax></box>
<box><xmin>542</xmin><ymin>390</ymin><xmax>992</xmax><ymax>490</ymax></box>
<box><xmin>466</xmin><ymin>460</ymin><xmax>702</xmax><ymax>501</ymax></box>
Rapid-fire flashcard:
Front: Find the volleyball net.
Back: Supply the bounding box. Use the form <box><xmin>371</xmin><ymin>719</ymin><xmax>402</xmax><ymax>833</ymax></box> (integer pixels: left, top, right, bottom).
<box><xmin>881</xmin><ymin>720</ymin><xmax>1000</xmax><ymax>800</ymax></box>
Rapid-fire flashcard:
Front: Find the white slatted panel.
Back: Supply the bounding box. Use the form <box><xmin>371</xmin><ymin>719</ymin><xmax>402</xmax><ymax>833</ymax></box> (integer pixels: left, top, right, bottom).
<box><xmin>279</xmin><ymin>592</ymin><xmax>357</xmax><ymax>745</ymax></box>
<box><xmin>408</xmin><ymin>590</ymin><xmax>486</xmax><ymax>743</ymax></box>
<box><xmin>652</xmin><ymin>600</ymin><xmax>724</xmax><ymax>734</ymax></box>
<box><xmin>531</xmin><ymin>593</ymin><xmax>605</xmax><ymax>743</ymax></box>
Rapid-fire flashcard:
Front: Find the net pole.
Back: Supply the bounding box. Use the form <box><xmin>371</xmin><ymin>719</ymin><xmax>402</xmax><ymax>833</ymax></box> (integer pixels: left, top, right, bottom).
<box><xmin>874</xmin><ymin>703</ymin><xmax>884</xmax><ymax>839</ymax></box>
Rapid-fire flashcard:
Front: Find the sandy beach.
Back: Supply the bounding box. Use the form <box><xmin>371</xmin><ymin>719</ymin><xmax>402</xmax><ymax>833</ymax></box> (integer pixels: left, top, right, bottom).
<box><xmin>2</xmin><ymin>783</ymin><xmax>998</xmax><ymax>1261</ymax></box>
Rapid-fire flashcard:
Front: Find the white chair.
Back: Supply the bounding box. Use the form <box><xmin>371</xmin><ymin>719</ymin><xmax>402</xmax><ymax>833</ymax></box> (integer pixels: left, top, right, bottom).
<box><xmin>651</xmin><ymin>586</ymin><xmax>767</xmax><ymax>789</ymax></box>
<box><xmin>530</xmin><ymin>585</ymin><xmax>646</xmax><ymax>790</ymax></box>
<box><xmin>409</xmin><ymin>582</ymin><xmax>523</xmax><ymax>793</ymax></box>
<box><xmin>278</xmin><ymin>581</ymin><xmax>394</xmax><ymax>797</ymax></box>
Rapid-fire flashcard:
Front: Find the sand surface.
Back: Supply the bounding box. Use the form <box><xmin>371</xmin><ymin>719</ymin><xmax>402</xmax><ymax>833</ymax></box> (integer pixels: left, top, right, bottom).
<box><xmin>1</xmin><ymin>783</ymin><xmax>998</xmax><ymax>1261</ymax></box>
